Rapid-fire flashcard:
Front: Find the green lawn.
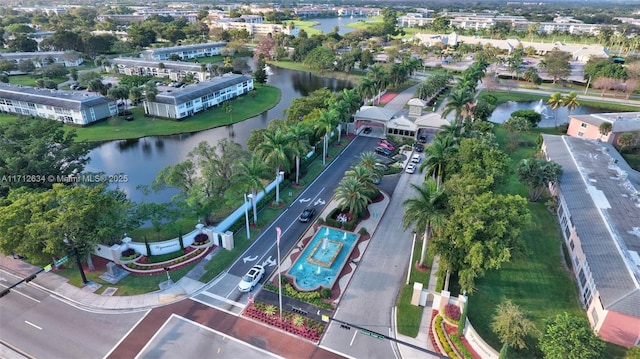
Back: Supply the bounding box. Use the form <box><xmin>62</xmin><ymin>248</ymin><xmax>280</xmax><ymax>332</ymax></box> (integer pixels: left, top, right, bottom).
<box><xmin>69</xmin><ymin>85</ymin><xmax>280</xmax><ymax>142</ymax></box>
<box><xmin>396</xmin><ymin>237</ymin><xmax>433</xmax><ymax>337</ymax></box>
<box><xmin>57</xmin><ymin>261</ymin><xmax>198</xmax><ymax>296</ymax></box>
<box><xmin>9</xmin><ymin>75</ymin><xmax>67</xmax><ymax>87</ymax></box>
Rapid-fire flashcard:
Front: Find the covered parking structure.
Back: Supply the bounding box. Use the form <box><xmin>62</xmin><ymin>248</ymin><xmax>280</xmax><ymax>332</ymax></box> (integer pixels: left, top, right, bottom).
<box><xmin>353</xmin><ymin>106</ymin><xmax>418</xmax><ymax>139</ymax></box>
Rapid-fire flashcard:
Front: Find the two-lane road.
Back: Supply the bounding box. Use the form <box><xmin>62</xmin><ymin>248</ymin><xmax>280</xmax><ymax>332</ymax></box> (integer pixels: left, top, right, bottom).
<box><xmin>0</xmin><ymin>270</ymin><xmax>147</xmax><ymax>359</ymax></box>
<box><xmin>192</xmin><ymin>135</ymin><xmax>383</xmax><ymax>313</ymax></box>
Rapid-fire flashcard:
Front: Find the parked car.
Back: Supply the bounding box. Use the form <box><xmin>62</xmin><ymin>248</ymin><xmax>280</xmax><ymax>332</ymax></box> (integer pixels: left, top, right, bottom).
<box><xmin>298</xmin><ymin>208</ymin><xmax>316</xmax><ymax>223</ymax></box>
<box><xmin>238</xmin><ymin>265</ymin><xmax>265</xmax><ymax>292</ymax></box>
<box><xmin>405</xmin><ymin>163</ymin><xmax>417</xmax><ymax>174</ymax></box>
<box><xmin>380</xmin><ymin>139</ymin><xmax>395</xmax><ymax>148</ymax></box>
<box><xmin>418</xmin><ymin>135</ymin><xmax>428</xmax><ymax>143</ymax></box>
<box><xmin>413</xmin><ymin>143</ymin><xmax>424</xmax><ymax>152</ymax></box>
<box><xmin>379</xmin><ymin>141</ymin><xmax>394</xmax><ymax>151</ymax></box>
<box><xmin>375</xmin><ymin>146</ymin><xmax>392</xmax><ymax>156</ymax></box>
<box><xmin>411</xmin><ymin>154</ymin><xmax>421</xmax><ymax>163</ymax></box>
<box><xmin>363</xmin><ymin>127</ymin><xmax>372</xmax><ymax>134</ymax></box>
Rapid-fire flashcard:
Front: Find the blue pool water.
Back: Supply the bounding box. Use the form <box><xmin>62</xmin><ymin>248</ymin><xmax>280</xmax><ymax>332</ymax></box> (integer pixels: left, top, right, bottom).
<box><xmin>287</xmin><ymin>226</ymin><xmax>359</xmax><ymax>291</ymax></box>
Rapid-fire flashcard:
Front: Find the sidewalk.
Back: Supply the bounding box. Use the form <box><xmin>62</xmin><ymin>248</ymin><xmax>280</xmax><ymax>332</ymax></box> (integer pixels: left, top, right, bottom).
<box><xmin>0</xmin><ymin>254</ymin><xmax>206</xmax><ymax>311</ymax></box>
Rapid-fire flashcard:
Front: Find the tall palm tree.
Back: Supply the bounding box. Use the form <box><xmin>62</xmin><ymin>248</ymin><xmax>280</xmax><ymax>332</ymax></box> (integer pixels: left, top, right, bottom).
<box><xmin>402</xmin><ymin>179</ymin><xmax>445</xmax><ymax>268</ymax></box>
<box><xmin>562</xmin><ymin>92</ymin><xmax>580</xmax><ymax>125</ymax></box>
<box><xmin>254</xmin><ymin>128</ymin><xmax>295</xmax><ymax>179</ymax></box>
<box><xmin>289</xmin><ymin>123</ymin><xmax>311</xmax><ymax>185</ymax></box>
<box><xmin>420</xmin><ymin>136</ymin><xmax>454</xmax><ymax>188</ymax></box>
<box><xmin>547</xmin><ymin>92</ymin><xmax>564</xmax><ymax>128</ymax></box>
<box><xmin>315</xmin><ymin>109</ymin><xmax>339</xmax><ymax>166</ymax></box>
<box><xmin>338</xmin><ymin>88</ymin><xmax>362</xmax><ymax>114</ymax></box>
<box><xmin>237</xmin><ymin>155</ymin><xmax>269</xmax><ymax>224</ymax></box>
<box><xmin>334</xmin><ymin>177</ymin><xmax>370</xmax><ymax>218</ymax></box>
<box><xmin>442</xmin><ymin>88</ymin><xmax>474</xmax><ymax>124</ymax></box>
<box><xmin>368</xmin><ymin>64</ymin><xmax>387</xmax><ymax>103</ymax></box>
<box><xmin>357</xmin><ymin>78</ymin><xmax>376</xmax><ymax>104</ymax></box>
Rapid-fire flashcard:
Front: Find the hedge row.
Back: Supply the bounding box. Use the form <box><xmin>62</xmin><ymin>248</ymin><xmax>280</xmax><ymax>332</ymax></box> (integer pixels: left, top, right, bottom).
<box><xmin>434</xmin><ymin>315</ymin><xmax>459</xmax><ymax>359</ymax></box>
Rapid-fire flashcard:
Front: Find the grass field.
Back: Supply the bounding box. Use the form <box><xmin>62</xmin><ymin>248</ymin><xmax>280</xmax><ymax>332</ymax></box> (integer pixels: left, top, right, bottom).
<box><xmin>290</xmin><ymin>20</ymin><xmax>323</xmax><ymax>36</ymax></box>
<box><xmin>69</xmin><ymin>85</ymin><xmax>280</xmax><ymax>142</ymax></box>
<box><xmin>396</xmin><ymin>238</ymin><xmax>433</xmax><ymax>337</ymax></box>
<box><xmin>9</xmin><ymin>74</ymin><xmax>68</xmax><ymax>87</ymax></box>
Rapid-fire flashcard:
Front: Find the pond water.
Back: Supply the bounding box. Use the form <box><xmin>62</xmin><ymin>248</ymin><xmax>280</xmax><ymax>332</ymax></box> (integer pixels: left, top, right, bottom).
<box><xmin>86</xmin><ymin>61</ymin><xmax>352</xmax><ymax>203</ymax></box>
<box><xmin>308</xmin><ymin>16</ymin><xmax>364</xmax><ymax>35</ymax></box>
<box><xmin>489</xmin><ymin>100</ymin><xmax>601</xmax><ymax>128</ymax></box>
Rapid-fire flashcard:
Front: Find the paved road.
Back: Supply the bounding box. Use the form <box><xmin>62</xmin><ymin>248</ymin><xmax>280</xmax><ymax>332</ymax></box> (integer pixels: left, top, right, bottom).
<box><xmin>192</xmin><ymin>136</ymin><xmax>383</xmax><ymax>314</ymax></box>
<box><xmin>0</xmin><ymin>269</ymin><xmax>146</xmax><ymax>359</ymax></box>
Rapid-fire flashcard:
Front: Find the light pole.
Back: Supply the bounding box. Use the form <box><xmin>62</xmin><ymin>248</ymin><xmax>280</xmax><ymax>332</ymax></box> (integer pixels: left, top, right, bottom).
<box><xmin>244</xmin><ymin>193</ymin><xmax>251</xmax><ymax>239</ymax></box>
<box><xmin>406</xmin><ymin>231</ymin><xmax>417</xmax><ymax>285</ymax></box>
<box><xmin>248</xmin><ymin>193</ymin><xmax>257</xmax><ymax>224</ymax></box>
<box><xmin>275</xmin><ymin>171</ymin><xmax>284</xmax><ymax>204</ymax></box>
<box><xmin>276</xmin><ymin>227</ymin><xmax>283</xmax><ymax>319</ymax></box>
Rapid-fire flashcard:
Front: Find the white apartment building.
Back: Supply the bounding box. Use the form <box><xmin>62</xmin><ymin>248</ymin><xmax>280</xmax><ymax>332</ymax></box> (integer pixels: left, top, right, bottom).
<box><xmin>0</xmin><ymin>84</ymin><xmax>117</xmax><ymax>126</ymax></box>
<box><xmin>143</xmin><ymin>74</ymin><xmax>254</xmax><ymax>120</ymax></box>
<box><xmin>140</xmin><ymin>42</ymin><xmax>227</xmax><ymax>61</ymax></box>
<box><xmin>111</xmin><ymin>58</ymin><xmax>209</xmax><ymax>82</ymax></box>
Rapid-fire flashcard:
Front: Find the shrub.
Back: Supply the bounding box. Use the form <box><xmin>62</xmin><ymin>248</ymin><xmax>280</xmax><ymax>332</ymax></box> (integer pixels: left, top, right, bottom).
<box><xmin>450</xmin><ymin>334</ymin><xmax>473</xmax><ymax>359</ymax></box>
<box><xmin>148</xmin><ymin>249</ymin><xmax>185</xmax><ymax>264</ymax></box>
<box><xmin>358</xmin><ymin>227</ymin><xmax>368</xmax><ymax>235</ymax></box>
<box><xmin>320</xmin><ymin>288</ymin><xmax>331</xmax><ymax>299</ymax></box>
<box><xmin>120</xmin><ymin>248</ymin><xmax>136</xmax><ymax>259</ymax></box>
<box><xmin>434</xmin><ymin>315</ymin><xmax>457</xmax><ymax>358</ymax></box>
<box><xmin>292</xmin><ymin>315</ymin><xmax>305</xmax><ymax>327</ymax></box>
<box><xmin>445</xmin><ymin>304</ymin><xmax>461</xmax><ymax>322</ymax></box>
<box><xmin>264</xmin><ymin>305</ymin><xmax>277</xmax><ymax>316</ymax></box>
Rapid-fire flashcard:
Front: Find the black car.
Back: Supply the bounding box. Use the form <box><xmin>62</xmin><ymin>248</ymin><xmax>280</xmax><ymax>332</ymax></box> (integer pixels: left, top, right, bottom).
<box><xmin>363</xmin><ymin>127</ymin><xmax>372</xmax><ymax>134</ymax></box>
<box><xmin>413</xmin><ymin>143</ymin><xmax>424</xmax><ymax>152</ymax></box>
<box><xmin>418</xmin><ymin>135</ymin><xmax>428</xmax><ymax>143</ymax></box>
<box><xmin>298</xmin><ymin>208</ymin><xmax>316</xmax><ymax>222</ymax></box>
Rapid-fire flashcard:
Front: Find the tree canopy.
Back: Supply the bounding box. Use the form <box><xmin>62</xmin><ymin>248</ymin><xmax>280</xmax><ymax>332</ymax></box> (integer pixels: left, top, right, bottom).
<box><xmin>539</xmin><ymin>313</ymin><xmax>605</xmax><ymax>359</ymax></box>
<box><xmin>0</xmin><ymin>119</ymin><xmax>90</xmax><ymax>196</ymax></box>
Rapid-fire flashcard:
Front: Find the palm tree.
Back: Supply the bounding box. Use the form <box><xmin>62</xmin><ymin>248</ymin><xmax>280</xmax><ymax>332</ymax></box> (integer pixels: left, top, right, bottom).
<box><xmin>358</xmin><ymin>151</ymin><xmax>386</xmax><ymax>182</ymax></box>
<box><xmin>442</xmin><ymin>88</ymin><xmax>474</xmax><ymax>124</ymax></box>
<box><xmin>357</xmin><ymin>78</ymin><xmax>376</xmax><ymax>104</ymax></box>
<box><xmin>562</xmin><ymin>92</ymin><xmax>580</xmax><ymax>125</ymax></box>
<box><xmin>344</xmin><ymin>165</ymin><xmax>377</xmax><ymax>198</ymax></box>
<box><xmin>402</xmin><ymin>179</ymin><xmax>445</xmax><ymax>268</ymax></box>
<box><xmin>368</xmin><ymin>64</ymin><xmax>387</xmax><ymax>103</ymax></box>
<box><xmin>420</xmin><ymin>136</ymin><xmax>454</xmax><ymax>187</ymax></box>
<box><xmin>547</xmin><ymin>92</ymin><xmax>563</xmax><ymax>128</ymax></box>
<box><xmin>237</xmin><ymin>155</ymin><xmax>269</xmax><ymax>224</ymax></box>
<box><xmin>315</xmin><ymin>109</ymin><xmax>339</xmax><ymax>166</ymax></box>
<box><xmin>254</xmin><ymin>128</ymin><xmax>295</xmax><ymax>179</ymax></box>
<box><xmin>289</xmin><ymin>123</ymin><xmax>311</xmax><ymax>185</ymax></box>
<box><xmin>334</xmin><ymin>177</ymin><xmax>370</xmax><ymax>218</ymax></box>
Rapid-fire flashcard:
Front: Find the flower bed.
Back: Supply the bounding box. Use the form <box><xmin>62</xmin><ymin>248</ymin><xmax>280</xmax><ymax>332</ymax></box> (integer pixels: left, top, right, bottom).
<box><xmin>123</xmin><ymin>246</ymin><xmax>212</xmax><ymax>275</ymax></box>
<box><xmin>243</xmin><ymin>302</ymin><xmax>324</xmax><ymax>342</ymax></box>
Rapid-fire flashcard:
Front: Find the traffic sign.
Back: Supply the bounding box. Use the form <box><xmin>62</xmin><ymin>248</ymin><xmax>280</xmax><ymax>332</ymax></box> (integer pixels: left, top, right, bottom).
<box><xmin>55</xmin><ymin>255</ymin><xmax>69</xmax><ymax>267</ymax></box>
<box><xmin>360</xmin><ymin>329</ymin><xmax>384</xmax><ymax>340</ymax></box>
<box><xmin>44</xmin><ymin>264</ymin><xmax>52</xmax><ymax>272</ymax></box>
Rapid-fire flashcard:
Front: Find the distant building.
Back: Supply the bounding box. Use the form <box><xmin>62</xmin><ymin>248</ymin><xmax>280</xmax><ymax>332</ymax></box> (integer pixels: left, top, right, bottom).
<box><xmin>140</xmin><ymin>42</ymin><xmax>227</xmax><ymax>61</ymax></box>
<box><xmin>208</xmin><ymin>17</ymin><xmax>298</xmax><ymax>37</ymax></box>
<box><xmin>0</xmin><ymin>84</ymin><xmax>117</xmax><ymax>126</ymax></box>
<box><xmin>0</xmin><ymin>51</ymin><xmax>84</xmax><ymax>68</ymax></box>
<box><xmin>143</xmin><ymin>74</ymin><xmax>254</xmax><ymax>120</ymax></box>
<box><xmin>567</xmin><ymin>112</ymin><xmax>640</xmax><ymax>145</ymax></box>
<box><xmin>111</xmin><ymin>58</ymin><xmax>209</xmax><ymax>82</ymax></box>
<box><xmin>542</xmin><ymin>135</ymin><xmax>640</xmax><ymax>348</ymax></box>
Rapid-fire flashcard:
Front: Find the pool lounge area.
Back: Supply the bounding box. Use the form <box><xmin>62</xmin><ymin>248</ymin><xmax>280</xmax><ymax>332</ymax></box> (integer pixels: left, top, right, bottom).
<box><xmin>287</xmin><ymin>226</ymin><xmax>359</xmax><ymax>292</ymax></box>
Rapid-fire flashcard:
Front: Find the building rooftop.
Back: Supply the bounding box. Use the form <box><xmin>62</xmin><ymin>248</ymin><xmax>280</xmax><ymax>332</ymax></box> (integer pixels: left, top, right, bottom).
<box><xmin>543</xmin><ymin>135</ymin><xmax>640</xmax><ymax>317</ymax></box>
<box><xmin>153</xmin><ymin>74</ymin><xmax>252</xmax><ymax>105</ymax></box>
<box><xmin>141</xmin><ymin>42</ymin><xmax>227</xmax><ymax>56</ymax></box>
<box><xmin>571</xmin><ymin>112</ymin><xmax>640</xmax><ymax>133</ymax></box>
<box><xmin>113</xmin><ymin>57</ymin><xmax>203</xmax><ymax>72</ymax></box>
<box><xmin>0</xmin><ymin>83</ymin><xmax>112</xmax><ymax>110</ymax></box>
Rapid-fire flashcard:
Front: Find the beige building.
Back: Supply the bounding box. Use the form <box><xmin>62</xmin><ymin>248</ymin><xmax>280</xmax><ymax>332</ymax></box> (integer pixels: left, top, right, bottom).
<box><xmin>542</xmin><ymin>135</ymin><xmax>640</xmax><ymax>348</ymax></box>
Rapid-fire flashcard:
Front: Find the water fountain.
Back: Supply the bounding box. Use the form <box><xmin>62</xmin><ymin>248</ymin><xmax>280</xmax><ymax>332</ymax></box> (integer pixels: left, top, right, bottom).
<box><xmin>287</xmin><ymin>226</ymin><xmax>360</xmax><ymax>291</ymax></box>
<box><xmin>534</xmin><ymin>99</ymin><xmax>552</xmax><ymax>119</ymax></box>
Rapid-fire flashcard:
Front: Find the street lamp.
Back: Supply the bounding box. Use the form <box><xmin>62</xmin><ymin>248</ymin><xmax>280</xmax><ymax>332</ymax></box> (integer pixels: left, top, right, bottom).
<box><xmin>244</xmin><ymin>193</ymin><xmax>251</xmax><ymax>239</ymax></box>
<box><xmin>406</xmin><ymin>231</ymin><xmax>417</xmax><ymax>285</ymax></box>
<box><xmin>275</xmin><ymin>171</ymin><xmax>284</xmax><ymax>204</ymax></box>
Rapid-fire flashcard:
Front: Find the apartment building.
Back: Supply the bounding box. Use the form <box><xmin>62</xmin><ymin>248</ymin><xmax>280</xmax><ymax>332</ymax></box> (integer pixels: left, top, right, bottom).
<box><xmin>140</xmin><ymin>42</ymin><xmax>227</xmax><ymax>61</ymax></box>
<box><xmin>0</xmin><ymin>51</ymin><xmax>84</xmax><ymax>68</ymax></box>
<box><xmin>0</xmin><ymin>84</ymin><xmax>117</xmax><ymax>126</ymax></box>
<box><xmin>567</xmin><ymin>112</ymin><xmax>640</xmax><ymax>145</ymax></box>
<box><xmin>111</xmin><ymin>58</ymin><xmax>209</xmax><ymax>82</ymax></box>
<box><xmin>143</xmin><ymin>74</ymin><xmax>253</xmax><ymax>120</ymax></box>
<box><xmin>542</xmin><ymin>135</ymin><xmax>640</xmax><ymax>348</ymax></box>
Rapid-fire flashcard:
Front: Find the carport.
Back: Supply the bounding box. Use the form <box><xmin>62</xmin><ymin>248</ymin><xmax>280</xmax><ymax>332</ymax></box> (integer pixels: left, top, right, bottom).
<box><xmin>352</xmin><ymin>106</ymin><xmax>398</xmax><ymax>136</ymax></box>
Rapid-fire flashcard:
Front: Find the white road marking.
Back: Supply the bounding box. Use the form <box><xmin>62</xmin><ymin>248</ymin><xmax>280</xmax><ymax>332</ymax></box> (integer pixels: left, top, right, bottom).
<box><xmin>349</xmin><ymin>330</ymin><xmax>358</xmax><ymax>346</ymax></box>
<box><xmin>24</xmin><ymin>321</ymin><xmax>42</xmax><ymax>330</ymax></box>
<box><xmin>0</xmin><ymin>283</ymin><xmax>41</xmax><ymax>303</ymax></box>
<box><xmin>102</xmin><ymin>310</ymin><xmax>151</xmax><ymax>359</ymax></box>
<box><xmin>200</xmin><ymin>290</ymin><xmax>246</xmax><ymax>309</ymax></box>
